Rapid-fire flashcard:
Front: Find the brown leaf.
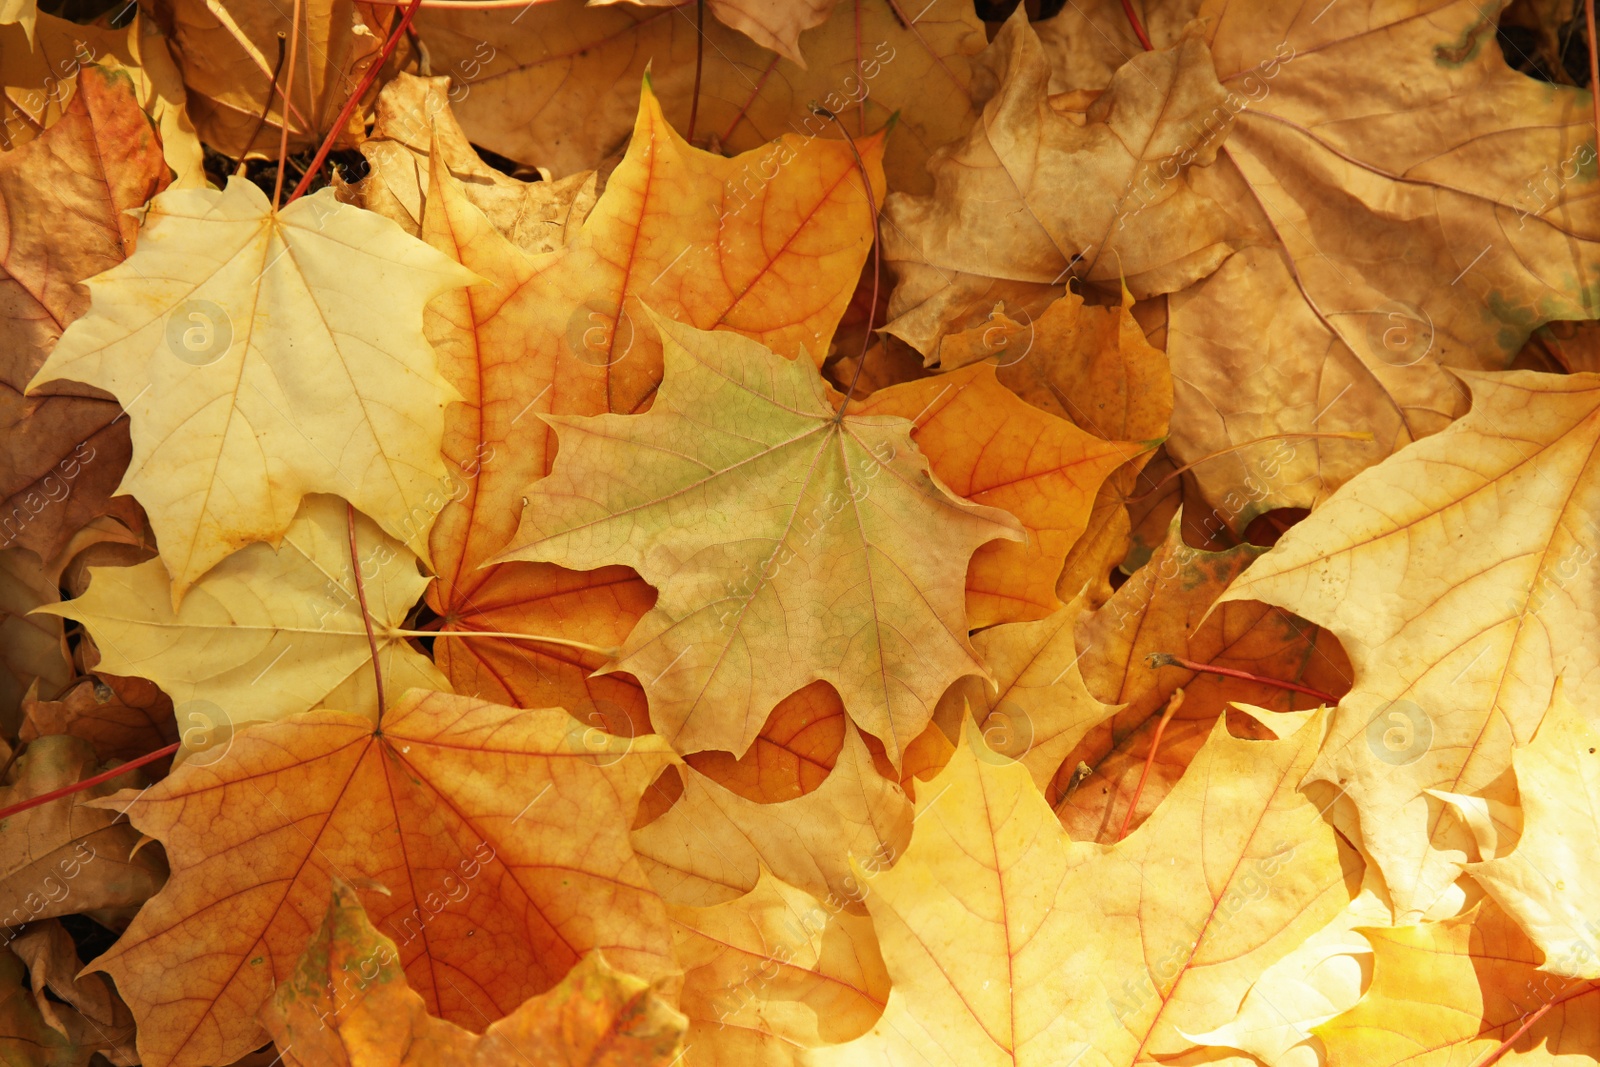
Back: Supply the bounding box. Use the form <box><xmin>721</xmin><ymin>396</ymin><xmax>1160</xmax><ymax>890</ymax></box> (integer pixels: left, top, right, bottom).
<box><xmin>0</xmin><ymin>65</ymin><xmax>164</xmax><ymax>563</ymax></box>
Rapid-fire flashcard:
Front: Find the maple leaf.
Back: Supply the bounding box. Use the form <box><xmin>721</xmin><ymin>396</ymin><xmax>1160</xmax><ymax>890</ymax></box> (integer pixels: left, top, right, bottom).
<box><xmin>963</xmin><ymin>288</ymin><xmax>1173</xmax><ymax>609</ymax></box>
<box><xmin>1057</xmin><ymin>513</ymin><xmax>1349</xmax><ymax>839</ymax></box>
<box><xmin>848</xmin><ymin>362</ymin><xmax>1135</xmax><ymax>627</ymax></box>
<box><xmin>0</xmin><ymin>734</ymin><xmax>168</xmax><ymax>929</ymax></box>
<box><xmin>669</xmin><ymin>867</ymin><xmax>889</xmax><ymax>1063</ymax></box>
<box><xmin>89</xmin><ymin>690</ymin><xmax>678</xmax><ymax>1067</ymax></box>
<box><xmin>8</xmin><ymin>919</ymin><xmax>136</xmax><ymax>1063</ymax></box>
<box><xmin>880</xmin><ymin>11</ymin><xmax>1239</xmax><ymax>356</ymax></box>
<box><xmin>415</xmin><ymin>0</ymin><xmax>985</xmax><ymax>193</ymax></box>
<box><xmin>391</xmin><ymin>82</ymin><xmax>883</xmax><ymax>720</ymax></box>
<box><xmin>812</xmin><ymin>708</ymin><xmax>1358</xmax><ymax>1066</ymax></box>
<box><xmin>1162</xmin><ymin>0</ymin><xmax>1600</xmax><ymax>515</ymax></box>
<box><xmin>39</xmin><ymin>496</ymin><xmax>446</xmax><ymax>742</ymax></box>
<box><xmin>1224</xmin><ymin>371</ymin><xmax>1600</xmax><ymax>918</ymax></box>
<box><xmin>497</xmin><ymin>313</ymin><xmax>1023</xmax><ymax>764</ymax></box>
<box><xmin>1470</xmin><ymin>689</ymin><xmax>1600</xmax><ymax>979</ymax></box>
<box><xmin>0</xmin><ymin>65</ymin><xmax>162</xmax><ymax>563</ymax></box>
<box><xmin>20</xmin><ymin>673</ymin><xmax>176</xmax><ymax>766</ymax></box>
<box><xmin>27</xmin><ymin>179</ymin><xmax>477</xmax><ymax>601</ymax></box>
<box><xmin>1318</xmin><ymin>897</ymin><xmax>1600</xmax><ymax>1065</ymax></box>
<box><xmin>632</xmin><ymin>718</ymin><xmax>910</xmax><ymax>909</ymax></box>
<box><xmin>263</xmin><ymin>882</ymin><xmax>686</xmax><ymax>1067</ymax></box>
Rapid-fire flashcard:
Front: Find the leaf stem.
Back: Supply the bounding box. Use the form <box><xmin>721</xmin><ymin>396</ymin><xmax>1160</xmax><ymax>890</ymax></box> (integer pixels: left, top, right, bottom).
<box><xmin>1119</xmin><ymin>0</ymin><xmax>1155</xmax><ymax>51</ymax></box>
<box><xmin>1145</xmin><ymin>653</ymin><xmax>1338</xmax><ymax>705</ymax></box>
<box><xmin>1117</xmin><ymin>687</ymin><xmax>1183</xmax><ymax>841</ymax></box>
<box><xmin>1587</xmin><ymin>0</ymin><xmax>1599</xmax><ymax>152</ymax></box>
<box><xmin>271</xmin><ymin>0</ymin><xmax>304</xmax><ymax>210</ymax></box>
<box><xmin>237</xmin><ymin>32</ymin><xmax>289</xmax><ymax>176</ymax></box>
<box><xmin>391</xmin><ymin>629</ymin><xmax>618</xmax><ymax>656</ymax></box>
<box><xmin>287</xmin><ymin>0</ymin><xmax>425</xmax><ymax>203</ymax></box>
<box><xmin>1467</xmin><ymin>982</ymin><xmax>1600</xmax><ymax>1067</ymax></box>
<box><xmin>347</xmin><ymin>504</ymin><xmax>387</xmax><ymax>719</ymax></box>
<box><xmin>0</xmin><ymin>742</ymin><xmax>180</xmax><ymax>823</ymax></box>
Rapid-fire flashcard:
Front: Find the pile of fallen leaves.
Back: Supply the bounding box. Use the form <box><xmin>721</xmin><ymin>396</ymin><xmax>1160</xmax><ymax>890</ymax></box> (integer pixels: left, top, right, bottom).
<box><xmin>3</xmin><ymin>0</ymin><xmax>1600</xmax><ymax>1063</ymax></box>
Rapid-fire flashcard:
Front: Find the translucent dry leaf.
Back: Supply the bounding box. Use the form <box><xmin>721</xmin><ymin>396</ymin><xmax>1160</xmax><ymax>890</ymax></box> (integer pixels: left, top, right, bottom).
<box><xmin>90</xmin><ymin>690</ymin><xmax>679</xmax><ymax>1067</ymax></box>
<box><xmin>1224</xmin><ymin>371</ymin><xmax>1600</xmax><ymax>918</ymax></box>
<box><xmin>27</xmin><ymin>179</ymin><xmax>477</xmax><ymax>601</ymax></box>
<box><xmin>812</xmin><ymin>708</ymin><xmax>1358</xmax><ymax>1066</ymax></box>
<box><xmin>849</xmin><ymin>362</ymin><xmax>1134</xmax><ymax>627</ymax></box>
<box><xmin>497</xmin><ymin>315</ymin><xmax>1022</xmax><ymax>765</ymax></box>
<box><xmin>1471</xmin><ymin>688</ymin><xmax>1600</xmax><ymax>979</ymax></box>
<box><xmin>1318</xmin><ymin>898</ymin><xmax>1600</xmax><ymax>1065</ymax></box>
<box><xmin>1057</xmin><ymin>513</ymin><xmax>1349</xmax><ymax>839</ymax></box>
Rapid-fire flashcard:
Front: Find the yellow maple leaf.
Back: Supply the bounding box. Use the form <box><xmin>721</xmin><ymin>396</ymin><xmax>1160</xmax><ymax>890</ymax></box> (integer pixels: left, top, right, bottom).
<box><xmin>813</xmin><ymin>708</ymin><xmax>1357</xmax><ymax>1066</ymax></box>
<box><xmin>1225</xmin><ymin>371</ymin><xmax>1600</xmax><ymax>918</ymax></box>
<box><xmin>27</xmin><ymin>179</ymin><xmax>476</xmax><ymax>602</ymax></box>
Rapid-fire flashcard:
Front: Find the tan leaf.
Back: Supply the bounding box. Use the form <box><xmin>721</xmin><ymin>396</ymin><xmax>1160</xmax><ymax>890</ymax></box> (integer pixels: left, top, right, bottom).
<box><xmin>1472</xmin><ymin>688</ymin><xmax>1600</xmax><ymax>978</ymax></box>
<box><xmin>0</xmin><ymin>734</ymin><xmax>168</xmax><ymax>930</ymax></box>
<box><xmin>813</xmin><ymin>708</ymin><xmax>1358</xmax><ymax>1066</ymax></box>
<box><xmin>881</xmin><ymin>11</ymin><xmax>1238</xmax><ymax>356</ymax></box>
<box><xmin>1224</xmin><ymin>371</ymin><xmax>1600</xmax><ymax>918</ymax></box>
<box><xmin>414</xmin><ymin>0</ymin><xmax>986</xmax><ymax>193</ymax></box>
<box><xmin>1167</xmin><ymin>0</ymin><xmax>1600</xmax><ymax>514</ymax></box>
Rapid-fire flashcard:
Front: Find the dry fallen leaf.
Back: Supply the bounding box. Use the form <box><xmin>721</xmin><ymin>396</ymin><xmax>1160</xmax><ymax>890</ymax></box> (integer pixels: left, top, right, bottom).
<box><xmin>90</xmin><ymin>690</ymin><xmax>677</xmax><ymax>1067</ymax></box>
<box><xmin>668</xmin><ymin>867</ymin><xmax>889</xmax><ymax>1065</ymax></box>
<box><xmin>1167</xmin><ymin>0</ymin><xmax>1600</xmax><ymax>514</ymax></box>
<box><xmin>1318</xmin><ymin>896</ymin><xmax>1600</xmax><ymax>1065</ymax></box>
<box><xmin>28</xmin><ymin>178</ymin><xmax>476</xmax><ymax>601</ymax></box>
<box><xmin>0</xmin><ymin>734</ymin><xmax>168</xmax><ymax>929</ymax></box>
<box><xmin>1225</xmin><ymin>371</ymin><xmax>1600</xmax><ymax>918</ymax></box>
<box><xmin>813</xmin><ymin>708</ymin><xmax>1358</xmax><ymax>1066</ymax></box>
<box><xmin>633</xmin><ymin>718</ymin><xmax>910</xmax><ymax>910</ymax></box>
<box><xmin>849</xmin><ymin>362</ymin><xmax>1134</xmax><ymax>626</ymax></box>
<box><xmin>881</xmin><ymin>11</ymin><xmax>1238</xmax><ymax>356</ymax></box>
<box><xmin>262</xmin><ymin>881</ymin><xmax>687</xmax><ymax>1067</ymax></box>
<box><xmin>415</xmin><ymin>0</ymin><xmax>986</xmax><ymax>193</ymax></box>
<box><xmin>0</xmin><ymin>65</ymin><xmax>161</xmax><ymax>564</ymax></box>
<box><xmin>498</xmin><ymin>314</ymin><xmax>1022</xmax><ymax>765</ymax></box>
<box><xmin>408</xmin><ymin>83</ymin><xmax>884</xmax><ymax>721</ymax></box>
